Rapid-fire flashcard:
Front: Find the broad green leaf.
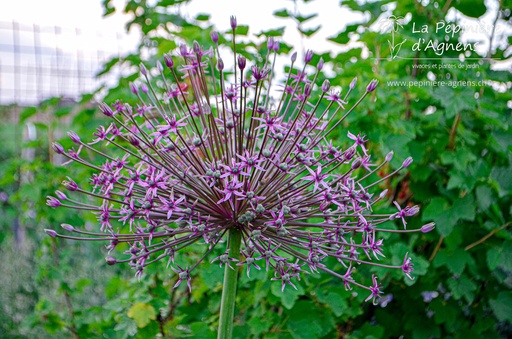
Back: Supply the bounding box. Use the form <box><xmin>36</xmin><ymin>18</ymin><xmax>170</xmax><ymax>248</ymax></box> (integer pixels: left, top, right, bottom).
<box><xmin>270</xmin><ymin>279</ymin><xmax>305</xmax><ymax>309</ymax></box>
<box><xmin>286</xmin><ymin>301</ymin><xmax>324</xmax><ymax>339</ymax></box>
<box><xmin>127</xmin><ymin>302</ymin><xmax>156</xmax><ymax>328</ymax></box>
<box><xmin>446</xmin><ymin>275</ymin><xmax>477</xmax><ymax>303</ymax></box>
<box><xmin>454</xmin><ymin>0</ymin><xmax>487</xmax><ymax>18</ymax></box>
<box><xmin>490</xmin><ymin>292</ymin><xmax>512</xmax><ymax>322</ymax></box>
<box><xmin>20</xmin><ymin>106</ymin><xmax>38</xmax><ymax>122</ymax></box>
<box><xmin>486</xmin><ymin>241</ymin><xmax>512</xmax><ymax>272</ymax></box>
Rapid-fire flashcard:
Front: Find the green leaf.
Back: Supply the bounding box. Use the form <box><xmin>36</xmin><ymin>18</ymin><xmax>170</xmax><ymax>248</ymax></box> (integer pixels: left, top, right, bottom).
<box><xmin>422</xmin><ymin>197</ymin><xmax>450</xmax><ymax>221</ymax></box>
<box><xmin>486</xmin><ymin>241</ymin><xmax>512</xmax><ymax>272</ymax></box>
<box><xmin>315</xmin><ymin>288</ymin><xmax>348</xmax><ymax>317</ymax></box>
<box><xmin>432</xmin><ymin>87</ymin><xmax>476</xmax><ymax>118</ymax></box>
<box><xmin>434</xmin><ymin>248</ymin><xmax>473</xmax><ymax>275</ymax></box>
<box><xmin>490</xmin><ymin>292</ymin><xmax>512</xmax><ymax>322</ymax></box>
<box><xmin>273</xmin><ymin>9</ymin><xmax>290</xmax><ymax>18</ymax></box>
<box><xmin>299</xmin><ymin>25</ymin><xmax>321</xmax><ymax>37</ymax></box>
<box><xmin>490</xmin><ymin>167</ymin><xmax>512</xmax><ymax>197</ymax></box>
<box><xmin>286</xmin><ymin>301</ymin><xmax>323</xmax><ymax>339</ymax></box>
<box><xmin>270</xmin><ymin>280</ymin><xmax>305</xmax><ymax>309</ymax></box>
<box><xmin>20</xmin><ymin>106</ymin><xmax>38</xmax><ymax>122</ymax></box>
<box><xmin>446</xmin><ymin>275</ymin><xmax>477</xmax><ymax>303</ymax></box>
<box><xmin>476</xmin><ymin>185</ymin><xmax>493</xmax><ymax>211</ymax></box>
<box><xmin>256</xmin><ymin>26</ymin><xmax>286</xmax><ymax>37</ymax></box>
<box><xmin>127</xmin><ymin>302</ymin><xmax>157</xmax><ymax>328</ymax></box>
<box><xmin>294</xmin><ymin>13</ymin><xmax>318</xmax><ymax>24</ymax></box>
<box><xmin>454</xmin><ymin>0</ymin><xmax>487</xmax><ymax>18</ymax></box>
<box><xmin>328</xmin><ymin>31</ymin><xmax>351</xmax><ymax>45</ymax></box>
<box><xmin>195</xmin><ymin>13</ymin><xmax>210</xmax><ymax>21</ymax></box>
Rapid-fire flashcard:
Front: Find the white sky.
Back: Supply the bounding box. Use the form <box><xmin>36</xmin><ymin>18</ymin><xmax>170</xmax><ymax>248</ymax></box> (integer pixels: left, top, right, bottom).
<box><xmin>0</xmin><ymin>0</ymin><xmax>508</xmax><ymax>104</ymax></box>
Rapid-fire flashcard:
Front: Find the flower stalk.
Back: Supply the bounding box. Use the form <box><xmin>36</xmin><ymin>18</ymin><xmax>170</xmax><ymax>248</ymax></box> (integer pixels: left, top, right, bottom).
<box><xmin>217</xmin><ymin>227</ymin><xmax>242</xmax><ymax>339</ymax></box>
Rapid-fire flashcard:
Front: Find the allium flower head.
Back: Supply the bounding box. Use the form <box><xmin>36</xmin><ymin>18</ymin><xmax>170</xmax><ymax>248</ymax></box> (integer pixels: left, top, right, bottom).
<box><xmin>46</xmin><ymin>19</ymin><xmax>434</xmax><ymax>301</ymax></box>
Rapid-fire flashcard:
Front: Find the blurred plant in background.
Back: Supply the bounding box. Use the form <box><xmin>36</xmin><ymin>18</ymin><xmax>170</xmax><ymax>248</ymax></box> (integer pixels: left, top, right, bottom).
<box><xmin>1</xmin><ymin>0</ymin><xmax>511</xmax><ymax>338</ymax></box>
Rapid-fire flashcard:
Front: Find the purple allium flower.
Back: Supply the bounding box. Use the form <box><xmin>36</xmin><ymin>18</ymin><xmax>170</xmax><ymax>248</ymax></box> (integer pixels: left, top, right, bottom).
<box><xmin>46</xmin><ymin>19</ymin><xmax>432</xmax><ymax>299</ymax></box>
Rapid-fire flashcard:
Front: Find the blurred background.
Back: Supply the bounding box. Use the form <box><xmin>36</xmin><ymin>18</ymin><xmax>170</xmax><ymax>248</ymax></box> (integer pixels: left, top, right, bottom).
<box><xmin>1</xmin><ymin>0</ymin><xmax>511</xmax><ymax>338</ymax></box>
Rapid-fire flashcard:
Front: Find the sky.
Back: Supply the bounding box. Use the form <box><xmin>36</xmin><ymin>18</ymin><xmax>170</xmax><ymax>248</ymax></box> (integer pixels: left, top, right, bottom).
<box><xmin>0</xmin><ymin>0</ymin><xmax>509</xmax><ymax>105</ymax></box>
<box><xmin>0</xmin><ymin>0</ymin><xmax>359</xmax><ymax>105</ymax></box>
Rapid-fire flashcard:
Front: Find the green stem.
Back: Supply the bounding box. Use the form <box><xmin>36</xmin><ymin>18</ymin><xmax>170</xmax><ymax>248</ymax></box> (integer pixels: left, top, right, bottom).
<box><xmin>217</xmin><ymin>227</ymin><xmax>242</xmax><ymax>339</ymax></box>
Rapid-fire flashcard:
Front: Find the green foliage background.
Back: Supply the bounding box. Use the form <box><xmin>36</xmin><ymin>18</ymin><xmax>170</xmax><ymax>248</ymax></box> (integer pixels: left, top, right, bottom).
<box><xmin>1</xmin><ymin>0</ymin><xmax>511</xmax><ymax>338</ymax></box>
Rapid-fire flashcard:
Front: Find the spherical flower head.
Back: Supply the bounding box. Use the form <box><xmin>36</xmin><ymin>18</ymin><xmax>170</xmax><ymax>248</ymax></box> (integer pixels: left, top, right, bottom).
<box><xmin>46</xmin><ymin>20</ymin><xmax>428</xmax><ymax>301</ymax></box>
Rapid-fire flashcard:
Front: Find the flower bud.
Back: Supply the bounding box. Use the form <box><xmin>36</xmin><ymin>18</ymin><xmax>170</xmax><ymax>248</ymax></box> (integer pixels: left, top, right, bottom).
<box><xmin>61</xmin><ymin>223</ymin><xmax>75</xmax><ymax>232</ymax></box>
<box><xmin>44</xmin><ymin>229</ymin><xmax>57</xmax><ymax>238</ymax></box>
<box><xmin>350</xmin><ymin>77</ymin><xmax>357</xmax><ymax>90</ymax></box>
<box><xmin>272</xmin><ymin>40</ymin><xmax>280</xmax><ymax>51</ymax></box>
<box><xmin>55</xmin><ymin>190</ymin><xmax>67</xmax><ymax>200</ymax></box>
<box><xmin>139</xmin><ymin>63</ymin><xmax>148</xmax><ymax>76</ymax></box>
<box><xmin>322</xmin><ymin>79</ymin><xmax>330</xmax><ymax>93</ymax></box>
<box><xmin>304</xmin><ymin>50</ymin><xmax>313</xmax><ymax>64</ymax></box>
<box><xmin>105</xmin><ymin>256</ymin><xmax>117</xmax><ymax>265</ymax></box>
<box><xmin>99</xmin><ymin>102</ymin><xmax>114</xmax><ymax>117</ymax></box>
<box><xmin>317</xmin><ymin>57</ymin><xmax>324</xmax><ymax>71</ymax></box>
<box><xmin>366</xmin><ymin>79</ymin><xmax>378</xmax><ymax>93</ymax></box>
<box><xmin>267</xmin><ymin>37</ymin><xmax>274</xmax><ymax>50</ymax></box>
<box><xmin>141</xmin><ymin>83</ymin><xmax>148</xmax><ymax>94</ymax></box>
<box><xmin>379</xmin><ymin>189</ymin><xmax>388</xmax><ymax>199</ymax></box>
<box><xmin>164</xmin><ymin>53</ymin><xmax>174</xmax><ymax>68</ymax></box>
<box><xmin>402</xmin><ymin>157</ymin><xmax>413</xmax><ymax>168</ymax></box>
<box><xmin>156</xmin><ymin>60</ymin><xmax>163</xmax><ymax>72</ymax></box>
<box><xmin>351</xmin><ymin>158</ymin><xmax>362</xmax><ymax>170</ymax></box>
<box><xmin>217</xmin><ymin>58</ymin><xmax>224</xmax><ymax>71</ymax></box>
<box><xmin>210</xmin><ymin>30</ymin><xmax>219</xmax><ymax>44</ymax></box>
<box><xmin>52</xmin><ymin>142</ymin><xmax>64</xmax><ymax>154</ymax></box>
<box><xmin>63</xmin><ymin>178</ymin><xmax>78</xmax><ymax>191</ymax></box>
<box><xmin>230</xmin><ymin>16</ymin><xmax>237</xmax><ymax>29</ymax></box>
<box><xmin>193</xmin><ymin>41</ymin><xmax>201</xmax><ymax>55</ymax></box>
<box><xmin>291</xmin><ymin>52</ymin><xmax>297</xmax><ymax>62</ymax></box>
<box><xmin>129</xmin><ymin>82</ymin><xmax>139</xmax><ymax>95</ymax></box>
<box><xmin>421</xmin><ymin>222</ymin><xmax>436</xmax><ymax>233</ymax></box>
<box><xmin>238</xmin><ymin>56</ymin><xmax>246</xmax><ymax>70</ymax></box>
<box><xmin>46</xmin><ymin>196</ymin><xmax>61</xmax><ymax>208</ymax></box>
<box><xmin>385</xmin><ymin>151</ymin><xmax>394</xmax><ymax>162</ymax></box>
<box><xmin>68</xmin><ymin>131</ymin><xmax>81</xmax><ymax>144</ymax></box>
